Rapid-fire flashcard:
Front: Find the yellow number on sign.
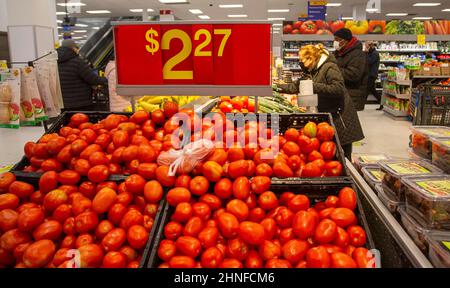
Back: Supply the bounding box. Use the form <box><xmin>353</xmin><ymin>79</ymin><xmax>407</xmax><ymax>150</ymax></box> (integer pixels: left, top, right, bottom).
<box><xmin>161</xmin><ymin>29</ymin><xmax>193</xmax><ymax>80</ymax></box>
<box><xmin>214</xmin><ymin>29</ymin><xmax>232</xmax><ymax>57</ymax></box>
<box><xmin>194</xmin><ymin>29</ymin><xmax>212</xmax><ymax>57</ymax></box>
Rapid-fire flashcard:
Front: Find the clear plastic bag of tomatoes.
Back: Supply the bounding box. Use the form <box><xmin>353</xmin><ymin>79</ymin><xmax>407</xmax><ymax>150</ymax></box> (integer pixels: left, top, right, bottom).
<box><xmin>157</xmin><ymin>139</ymin><xmax>215</xmax><ymax>176</ymax></box>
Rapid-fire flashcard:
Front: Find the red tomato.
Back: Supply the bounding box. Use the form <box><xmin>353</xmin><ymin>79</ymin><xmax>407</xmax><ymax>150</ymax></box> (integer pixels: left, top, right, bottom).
<box><xmin>198</xmin><ymin>227</ymin><xmax>219</xmax><ymax>249</ymax></box>
<box><xmin>102</xmin><ymin>228</ymin><xmax>126</xmax><ymax>252</ymax></box>
<box><xmin>226</xmin><ymin>199</ymin><xmax>249</xmax><ymax>222</ymax></box>
<box><xmin>272</xmin><ymin>161</ymin><xmax>294</xmax><ymax>178</ymax></box>
<box><xmin>334</xmin><ymin>227</ymin><xmax>350</xmax><ymax>248</ymax></box>
<box><xmin>232</xmin><ymin>177</ymin><xmax>250</xmax><ymax>200</ymax></box>
<box><xmin>244</xmin><ymin>250</ymin><xmax>263</xmax><ymax>268</ymax></box>
<box><xmin>113</xmin><ymin>130</ymin><xmax>129</xmax><ymax>148</ymax></box>
<box><xmin>214</xmin><ymin>178</ymin><xmax>232</xmax><ymax>199</ymax></box>
<box><xmin>76</xmin><ymin>233</ymin><xmax>94</xmax><ymax>248</ymax></box>
<box><xmin>87</xmin><ymin>165</ymin><xmax>110</xmax><ymax>183</ymax></box>
<box><xmin>183</xmin><ymin>217</ymin><xmax>204</xmax><ymax>237</ymax></box>
<box><xmin>288</xmin><ymin>195</ymin><xmax>310</xmax><ymax>212</ymax></box>
<box><xmin>258</xmin><ymin>191</ymin><xmax>278</xmax><ymax>211</ymax></box>
<box><xmin>167</xmin><ymin>187</ymin><xmax>191</xmax><ymax>207</ymax></box>
<box><xmin>95</xmin><ymin>220</ymin><xmax>114</xmax><ymax>240</ymax></box>
<box><xmin>127</xmin><ymin>225</ymin><xmax>149</xmax><ymax>249</ymax></box>
<box><xmin>120</xmin><ymin>210</ymin><xmax>144</xmax><ymax>230</ymax></box>
<box><xmin>238</xmin><ymin>221</ymin><xmax>265</xmax><ymax>245</ymax></box>
<box><xmin>169</xmin><ymin>256</ymin><xmax>196</xmax><ymax>268</ymax></box>
<box><xmin>260</xmin><ymin>218</ymin><xmax>277</xmax><ymax>240</ymax></box>
<box><xmin>292</xmin><ymin>211</ymin><xmax>316</xmax><ymax>240</ymax></box>
<box><xmin>338</xmin><ymin>187</ymin><xmax>357</xmax><ymax>210</ymax></box>
<box><xmin>103</xmin><ymin>251</ymin><xmax>127</xmax><ymax>268</ymax></box>
<box><xmin>189</xmin><ymin>176</ymin><xmax>209</xmax><ymax>196</ymax></box>
<box><xmin>226</xmin><ymin>238</ymin><xmax>249</xmax><ymax>261</ymax></box>
<box><xmin>259</xmin><ymin>240</ymin><xmax>281</xmax><ymax>261</ymax></box>
<box><xmin>155</xmin><ymin>165</ymin><xmax>176</xmax><ymax>187</ymax></box>
<box><xmin>265</xmin><ymin>259</ymin><xmax>292</xmax><ymax>268</ymax></box>
<box><xmin>0</xmin><ymin>209</ymin><xmax>18</xmax><ymax>232</ymax></box>
<box><xmin>53</xmin><ymin>204</ymin><xmax>72</xmax><ymax>223</ymax></box>
<box><xmin>284</xmin><ymin>128</ymin><xmax>300</xmax><ymax>142</ymax></box>
<box><xmin>17</xmin><ymin>207</ymin><xmax>45</xmax><ymax>232</ymax></box>
<box><xmin>347</xmin><ymin>225</ymin><xmax>366</xmax><ymax>247</ymax></box>
<box><xmin>22</xmin><ymin>239</ymin><xmax>56</xmax><ymax>268</ymax></box>
<box><xmin>353</xmin><ymin>247</ymin><xmax>376</xmax><ymax>268</ymax></box>
<box><xmin>314</xmin><ymin>219</ymin><xmax>338</xmax><ymax>244</ymax></box>
<box><xmin>248</xmin><ymin>207</ymin><xmax>266</xmax><ymax>222</ymax></box>
<box><xmin>172</xmin><ymin>202</ymin><xmax>193</xmax><ymax>223</ymax></box>
<box><xmin>330</xmin><ymin>252</ymin><xmax>357</xmax><ymax>268</ymax></box>
<box><xmin>272</xmin><ymin>206</ymin><xmax>294</xmax><ymax>228</ymax></box>
<box><xmin>202</xmin><ymin>161</ymin><xmax>223</xmax><ymax>182</ymax></box>
<box><xmin>219</xmin><ymin>258</ymin><xmax>243</xmax><ymax>268</ymax></box>
<box><xmin>279</xmin><ymin>228</ymin><xmax>295</xmax><ymax>245</ymax></box>
<box><xmin>151</xmin><ymin>109</ymin><xmax>166</xmax><ymax>126</ymax></box>
<box><xmin>330</xmin><ymin>208</ymin><xmax>357</xmax><ymax>228</ymax></box>
<box><xmin>33</xmin><ymin>220</ymin><xmax>62</xmax><ymax>241</ymax></box>
<box><xmin>158</xmin><ymin>239</ymin><xmax>177</xmax><ymax>262</ymax></box>
<box><xmin>317</xmin><ymin>124</ymin><xmax>335</xmax><ymax>142</ymax></box>
<box><xmin>250</xmin><ymin>176</ymin><xmax>271</xmax><ymax>195</ymax></box>
<box><xmin>255</xmin><ymin>163</ymin><xmax>273</xmax><ymax>177</ymax></box>
<box><xmin>8</xmin><ymin>181</ymin><xmax>34</xmax><ymax>199</ymax></box>
<box><xmin>306</xmin><ymin>246</ymin><xmax>330</xmax><ymax>268</ymax></box>
<box><xmin>320</xmin><ymin>141</ymin><xmax>336</xmax><ymax>160</ymax></box>
<box><xmin>199</xmin><ymin>194</ymin><xmax>222</xmax><ymax>211</ymax></box>
<box><xmin>75</xmin><ymin>211</ymin><xmax>99</xmax><ymax>233</ymax></box>
<box><xmin>43</xmin><ymin>189</ymin><xmax>68</xmax><ymax>212</ymax></box>
<box><xmin>217</xmin><ymin>212</ymin><xmax>239</xmax><ymax>239</ymax></box>
<box><xmin>164</xmin><ymin>222</ymin><xmax>183</xmax><ymax>240</ymax></box>
<box><xmin>71</xmin><ymin>196</ymin><xmax>92</xmax><ymax>216</ymax></box>
<box><xmin>176</xmin><ymin>236</ymin><xmax>202</xmax><ymax>258</ymax></box>
<box><xmin>282</xmin><ymin>141</ymin><xmax>300</xmax><ymax>156</ymax></box>
<box><xmin>192</xmin><ymin>202</ymin><xmax>211</xmax><ymax>221</ymax></box>
<box><xmin>201</xmin><ymin>247</ymin><xmax>223</xmax><ymax>268</ymax></box>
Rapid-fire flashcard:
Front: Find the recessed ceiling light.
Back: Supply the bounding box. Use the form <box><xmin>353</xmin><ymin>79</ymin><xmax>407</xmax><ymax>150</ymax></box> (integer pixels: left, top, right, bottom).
<box><xmin>268</xmin><ymin>9</ymin><xmax>290</xmax><ymax>13</ymax></box>
<box><xmin>73</xmin><ymin>30</ymin><xmax>87</xmax><ymax>33</ymax></box>
<box><xmin>219</xmin><ymin>4</ymin><xmax>243</xmax><ymax>8</ymax></box>
<box><xmin>158</xmin><ymin>0</ymin><xmax>188</xmax><ymax>3</ymax></box>
<box><xmin>86</xmin><ymin>10</ymin><xmax>111</xmax><ymax>14</ymax></box>
<box><xmin>413</xmin><ymin>3</ymin><xmax>441</xmax><ymax>6</ymax></box>
<box><xmin>341</xmin><ymin>16</ymin><xmax>353</xmax><ymax>20</ymax></box>
<box><xmin>366</xmin><ymin>8</ymin><xmax>379</xmax><ymax>12</ymax></box>
<box><xmin>198</xmin><ymin>15</ymin><xmax>210</xmax><ymax>19</ymax></box>
<box><xmin>56</xmin><ymin>12</ymin><xmax>66</xmax><ymax>15</ymax></box>
<box><xmin>228</xmin><ymin>14</ymin><xmax>248</xmax><ymax>18</ymax></box>
<box><xmin>72</xmin><ymin>36</ymin><xmax>83</xmax><ymax>39</ymax></box>
<box><xmin>189</xmin><ymin>9</ymin><xmax>203</xmax><ymax>14</ymax></box>
<box><xmin>268</xmin><ymin>17</ymin><xmax>286</xmax><ymax>20</ymax></box>
<box><xmin>56</xmin><ymin>20</ymin><xmax>63</xmax><ymax>23</ymax></box>
<box><xmin>386</xmin><ymin>13</ymin><xmax>408</xmax><ymax>16</ymax></box>
<box><xmin>57</xmin><ymin>2</ymin><xmax>85</xmax><ymax>6</ymax></box>
<box><xmin>130</xmin><ymin>8</ymin><xmax>154</xmax><ymax>12</ymax></box>
<box><xmin>326</xmin><ymin>3</ymin><xmax>342</xmax><ymax>7</ymax></box>
<box><xmin>442</xmin><ymin>8</ymin><xmax>450</xmax><ymax>11</ymax></box>
<box><xmin>75</xmin><ymin>23</ymin><xmax>88</xmax><ymax>27</ymax></box>
<box><xmin>92</xmin><ymin>27</ymin><xmax>100</xmax><ymax>30</ymax></box>
<box><xmin>273</xmin><ymin>23</ymin><xmax>283</xmax><ymax>26</ymax></box>
<box><xmin>413</xmin><ymin>16</ymin><xmax>433</xmax><ymax>19</ymax></box>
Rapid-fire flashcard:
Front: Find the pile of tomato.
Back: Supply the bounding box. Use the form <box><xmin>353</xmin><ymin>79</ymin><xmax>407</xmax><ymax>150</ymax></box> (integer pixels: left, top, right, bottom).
<box><xmin>157</xmin><ymin>178</ymin><xmax>373</xmax><ymax>268</ymax></box>
<box><xmin>0</xmin><ymin>171</ymin><xmax>163</xmax><ymax>268</ymax></box>
<box><xmin>216</xmin><ymin>96</ymin><xmax>255</xmax><ymax>114</ymax></box>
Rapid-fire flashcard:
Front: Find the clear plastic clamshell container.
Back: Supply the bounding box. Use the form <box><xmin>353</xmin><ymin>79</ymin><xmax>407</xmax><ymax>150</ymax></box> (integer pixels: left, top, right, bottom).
<box><xmin>425</xmin><ymin>232</ymin><xmax>450</xmax><ymax>268</ymax></box>
<box><xmin>362</xmin><ymin>166</ymin><xmax>385</xmax><ymax>189</ymax></box>
<box><xmin>403</xmin><ymin>175</ymin><xmax>450</xmax><ymax>230</ymax></box>
<box><xmin>410</xmin><ymin>126</ymin><xmax>450</xmax><ymax>160</ymax></box>
<box><xmin>431</xmin><ymin>137</ymin><xmax>450</xmax><ymax>174</ymax></box>
<box><xmin>379</xmin><ymin>159</ymin><xmax>443</xmax><ymax>202</ymax></box>
<box><xmin>352</xmin><ymin>153</ymin><xmax>390</xmax><ymax>172</ymax></box>
<box><xmin>375</xmin><ymin>184</ymin><xmax>402</xmax><ymax>216</ymax></box>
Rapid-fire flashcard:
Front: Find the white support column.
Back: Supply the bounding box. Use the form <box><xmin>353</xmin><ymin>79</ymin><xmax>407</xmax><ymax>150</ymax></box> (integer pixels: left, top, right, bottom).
<box><xmin>352</xmin><ymin>4</ymin><xmax>367</xmax><ymax>21</ymax></box>
<box><xmin>142</xmin><ymin>10</ymin><xmax>149</xmax><ymax>22</ymax></box>
<box><xmin>0</xmin><ymin>0</ymin><xmax>8</xmax><ymax>32</ymax></box>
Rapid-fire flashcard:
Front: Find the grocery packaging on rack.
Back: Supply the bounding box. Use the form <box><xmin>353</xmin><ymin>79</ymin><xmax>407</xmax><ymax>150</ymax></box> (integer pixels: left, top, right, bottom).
<box><xmin>0</xmin><ymin>68</ymin><xmax>21</xmax><ymax>129</ymax></box>
<box><xmin>362</xmin><ymin>167</ymin><xmax>385</xmax><ymax>189</ymax></box>
<box><xmin>21</xmin><ymin>67</ymin><xmax>47</xmax><ymax>122</ymax></box>
<box><xmin>378</xmin><ymin>159</ymin><xmax>443</xmax><ymax>201</ymax></box>
<box><xmin>402</xmin><ymin>175</ymin><xmax>450</xmax><ymax>230</ymax></box>
<box><xmin>431</xmin><ymin>138</ymin><xmax>450</xmax><ymax>173</ymax></box>
<box><xmin>411</xmin><ymin>126</ymin><xmax>450</xmax><ymax>159</ymax></box>
<box><xmin>352</xmin><ymin>153</ymin><xmax>390</xmax><ymax>172</ymax></box>
<box><xmin>425</xmin><ymin>232</ymin><xmax>450</xmax><ymax>268</ymax></box>
<box><xmin>375</xmin><ymin>184</ymin><xmax>402</xmax><ymax>216</ymax></box>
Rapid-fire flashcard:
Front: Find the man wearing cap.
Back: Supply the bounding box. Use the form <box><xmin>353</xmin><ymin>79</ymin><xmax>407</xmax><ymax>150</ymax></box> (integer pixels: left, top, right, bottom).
<box><xmin>333</xmin><ymin>28</ymin><xmax>369</xmax><ymax>111</ymax></box>
<box><xmin>57</xmin><ymin>39</ymin><xmax>107</xmax><ymax>110</ymax></box>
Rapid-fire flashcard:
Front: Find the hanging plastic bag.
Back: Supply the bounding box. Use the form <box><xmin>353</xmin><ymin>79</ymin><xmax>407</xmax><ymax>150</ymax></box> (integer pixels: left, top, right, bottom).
<box><xmin>0</xmin><ymin>69</ymin><xmax>21</xmax><ymax>129</ymax></box>
<box><xmin>157</xmin><ymin>139</ymin><xmax>215</xmax><ymax>176</ymax></box>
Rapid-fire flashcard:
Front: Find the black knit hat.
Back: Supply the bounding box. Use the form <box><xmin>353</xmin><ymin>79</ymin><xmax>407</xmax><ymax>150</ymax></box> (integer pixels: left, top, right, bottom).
<box><xmin>334</xmin><ymin>28</ymin><xmax>353</xmax><ymax>41</ymax></box>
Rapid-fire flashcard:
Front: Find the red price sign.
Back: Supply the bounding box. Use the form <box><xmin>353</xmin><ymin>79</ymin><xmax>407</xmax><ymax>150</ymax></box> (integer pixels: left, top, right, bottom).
<box><xmin>113</xmin><ymin>22</ymin><xmax>272</xmax><ymax>96</ymax></box>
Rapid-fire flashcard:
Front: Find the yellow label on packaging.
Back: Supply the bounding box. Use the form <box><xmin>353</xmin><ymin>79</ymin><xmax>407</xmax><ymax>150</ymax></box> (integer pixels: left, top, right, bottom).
<box><xmin>369</xmin><ymin>170</ymin><xmax>385</xmax><ymax>181</ymax></box>
<box><xmin>442</xmin><ymin>241</ymin><xmax>450</xmax><ymax>252</ymax></box>
<box><xmin>417</xmin><ymin>35</ymin><xmax>426</xmax><ymax>45</ymax></box>
<box><xmin>0</xmin><ymin>165</ymin><xmax>12</xmax><ymax>173</ymax></box>
<box><xmin>387</xmin><ymin>162</ymin><xmax>431</xmax><ymax>175</ymax></box>
<box><xmin>416</xmin><ymin>180</ymin><xmax>450</xmax><ymax>197</ymax></box>
<box><xmin>359</xmin><ymin>155</ymin><xmax>387</xmax><ymax>164</ymax></box>
<box><xmin>419</xmin><ymin>128</ymin><xmax>450</xmax><ymax>137</ymax></box>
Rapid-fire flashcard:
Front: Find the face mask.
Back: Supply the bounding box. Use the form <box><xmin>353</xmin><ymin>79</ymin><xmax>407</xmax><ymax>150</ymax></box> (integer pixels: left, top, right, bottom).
<box><xmin>333</xmin><ymin>41</ymin><xmax>341</xmax><ymax>51</ymax></box>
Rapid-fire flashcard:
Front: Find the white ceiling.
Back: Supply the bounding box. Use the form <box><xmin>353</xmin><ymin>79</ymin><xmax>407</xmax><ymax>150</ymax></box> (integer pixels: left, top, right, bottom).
<box><xmin>56</xmin><ymin>0</ymin><xmax>450</xmax><ymax>22</ymax></box>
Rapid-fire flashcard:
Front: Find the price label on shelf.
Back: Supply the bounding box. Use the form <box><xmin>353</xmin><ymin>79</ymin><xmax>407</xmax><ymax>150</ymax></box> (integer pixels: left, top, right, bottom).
<box><xmin>113</xmin><ymin>22</ymin><xmax>272</xmax><ymax>96</ymax></box>
<box><xmin>417</xmin><ymin>34</ymin><xmax>426</xmax><ymax>45</ymax></box>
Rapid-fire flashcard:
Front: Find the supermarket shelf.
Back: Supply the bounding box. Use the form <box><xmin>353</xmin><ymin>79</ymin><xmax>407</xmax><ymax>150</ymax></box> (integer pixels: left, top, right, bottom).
<box><xmin>284</xmin><ymin>48</ymin><xmax>299</xmax><ymax>52</ymax></box>
<box><xmin>381</xmin><ymin>60</ymin><xmax>404</xmax><ymax>63</ymax></box>
<box><xmin>282</xmin><ymin>34</ymin><xmax>450</xmax><ymax>42</ymax></box>
<box><xmin>283</xmin><ymin>67</ymin><xmax>302</xmax><ymax>70</ymax></box>
<box><xmin>384</xmin><ymin>90</ymin><xmax>411</xmax><ymax>99</ymax></box>
<box><xmin>284</xmin><ymin>56</ymin><xmax>299</xmax><ymax>60</ymax></box>
<box><xmin>378</xmin><ymin>49</ymin><xmax>439</xmax><ymax>53</ymax></box>
<box><xmin>383</xmin><ymin>105</ymin><xmax>410</xmax><ymax>117</ymax></box>
<box><xmin>387</xmin><ymin>78</ymin><xmax>411</xmax><ymax>86</ymax></box>
<box><xmin>347</xmin><ymin>160</ymin><xmax>433</xmax><ymax>268</ymax></box>
<box><xmin>413</xmin><ymin>75</ymin><xmax>450</xmax><ymax>79</ymax></box>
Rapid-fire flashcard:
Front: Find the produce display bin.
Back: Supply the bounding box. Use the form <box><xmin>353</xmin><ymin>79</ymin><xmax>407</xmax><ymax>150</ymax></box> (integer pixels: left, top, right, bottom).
<box><xmin>413</xmin><ymin>84</ymin><xmax>450</xmax><ymax>127</ymax></box>
<box><xmin>144</xmin><ymin>181</ymin><xmax>375</xmax><ymax>268</ymax></box>
<box><xmin>403</xmin><ymin>174</ymin><xmax>450</xmax><ymax>230</ymax></box>
<box><xmin>425</xmin><ymin>232</ymin><xmax>450</xmax><ymax>268</ymax></box>
<box><xmin>410</xmin><ymin>126</ymin><xmax>450</xmax><ymax>159</ymax></box>
<box><xmin>375</xmin><ymin>184</ymin><xmax>402</xmax><ymax>217</ymax></box>
<box><xmin>361</xmin><ymin>166</ymin><xmax>385</xmax><ymax>189</ymax></box>
<box><xmin>12</xmin><ymin>174</ymin><xmax>165</xmax><ymax>268</ymax></box>
<box><xmin>10</xmin><ymin>111</ymin><xmax>132</xmax><ymax>179</ymax></box>
<box><xmin>221</xmin><ymin>112</ymin><xmax>350</xmax><ymax>185</ymax></box>
<box><xmin>431</xmin><ymin>137</ymin><xmax>450</xmax><ymax>173</ymax></box>
<box><xmin>352</xmin><ymin>153</ymin><xmax>390</xmax><ymax>172</ymax></box>
<box><xmin>378</xmin><ymin>159</ymin><xmax>443</xmax><ymax>202</ymax></box>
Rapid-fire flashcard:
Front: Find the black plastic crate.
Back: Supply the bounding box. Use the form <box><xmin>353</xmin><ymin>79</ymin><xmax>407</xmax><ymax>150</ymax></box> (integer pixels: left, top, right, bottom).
<box><xmin>145</xmin><ymin>181</ymin><xmax>375</xmax><ymax>268</ymax></box>
<box><xmin>11</xmin><ymin>174</ymin><xmax>165</xmax><ymax>268</ymax></box>
<box><xmin>414</xmin><ymin>84</ymin><xmax>450</xmax><ymax>126</ymax></box>
<box><xmin>221</xmin><ymin>113</ymin><xmax>350</xmax><ymax>185</ymax></box>
<box><xmin>11</xmin><ymin>111</ymin><xmax>132</xmax><ymax>179</ymax></box>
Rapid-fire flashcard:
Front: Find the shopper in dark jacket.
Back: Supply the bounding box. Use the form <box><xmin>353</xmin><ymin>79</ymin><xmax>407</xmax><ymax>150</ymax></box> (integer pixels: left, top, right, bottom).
<box><xmin>366</xmin><ymin>42</ymin><xmax>382</xmax><ymax>110</ymax></box>
<box><xmin>57</xmin><ymin>39</ymin><xmax>107</xmax><ymax>110</ymax></box>
<box><xmin>277</xmin><ymin>45</ymin><xmax>364</xmax><ymax>158</ymax></box>
<box><xmin>333</xmin><ymin>28</ymin><xmax>369</xmax><ymax>111</ymax></box>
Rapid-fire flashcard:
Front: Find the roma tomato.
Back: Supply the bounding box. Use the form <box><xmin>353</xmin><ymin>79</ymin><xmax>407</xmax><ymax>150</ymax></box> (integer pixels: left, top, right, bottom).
<box><xmin>260</xmin><ymin>218</ymin><xmax>277</xmax><ymax>240</ymax></box>
<box><xmin>288</xmin><ymin>195</ymin><xmax>310</xmax><ymax>212</ymax></box>
<box><xmin>17</xmin><ymin>207</ymin><xmax>45</xmax><ymax>232</ymax></box>
<box><xmin>164</xmin><ymin>222</ymin><xmax>183</xmax><ymax>240</ymax></box>
<box><xmin>169</xmin><ymin>256</ymin><xmax>196</xmax><ymax>268</ymax></box>
<box><xmin>265</xmin><ymin>259</ymin><xmax>292</xmax><ymax>268</ymax></box>
<box><xmin>201</xmin><ymin>247</ymin><xmax>223</xmax><ymax>268</ymax></box>
<box><xmin>192</xmin><ymin>202</ymin><xmax>211</xmax><ymax>221</ymax></box>
<box><xmin>87</xmin><ymin>165</ymin><xmax>110</xmax><ymax>183</ymax></box>
<box><xmin>137</xmin><ymin>144</ymin><xmax>157</xmax><ymax>163</ymax></box>
<box><xmin>0</xmin><ymin>172</ymin><xmax>15</xmax><ymax>193</ymax></box>
<box><xmin>226</xmin><ymin>238</ymin><xmax>249</xmax><ymax>261</ymax></box>
<box><xmin>125</xmin><ymin>174</ymin><xmax>146</xmax><ymax>195</ymax></box>
<box><xmin>198</xmin><ymin>227</ymin><xmax>219</xmax><ymax>249</ymax></box>
<box><xmin>76</xmin><ymin>233</ymin><xmax>95</xmax><ymax>248</ymax></box>
<box><xmin>279</xmin><ymin>228</ymin><xmax>295</xmax><ymax>245</ymax></box>
<box><xmin>39</xmin><ymin>171</ymin><xmax>58</xmax><ymax>193</ymax></box>
<box><xmin>175</xmin><ymin>175</ymin><xmax>191</xmax><ymax>189</ymax></box>
<box><xmin>228</xmin><ymin>160</ymin><xmax>249</xmax><ymax>179</ymax></box>
<box><xmin>317</xmin><ymin>124</ymin><xmax>335</xmax><ymax>142</ymax></box>
<box><xmin>250</xmin><ymin>176</ymin><xmax>271</xmax><ymax>195</ymax></box>
<box><xmin>248</xmin><ymin>207</ymin><xmax>266</xmax><ymax>223</ymax></box>
<box><xmin>43</xmin><ymin>189</ymin><xmax>68</xmax><ymax>212</ymax></box>
<box><xmin>190</xmin><ymin>176</ymin><xmax>209</xmax><ymax>196</ymax></box>
<box><xmin>92</xmin><ymin>187</ymin><xmax>117</xmax><ymax>214</ymax></box>
<box><xmin>103</xmin><ymin>251</ymin><xmax>127</xmax><ymax>268</ymax></box>
<box><xmin>102</xmin><ymin>228</ymin><xmax>126</xmax><ymax>252</ymax></box>
<box><xmin>23</xmin><ymin>240</ymin><xmax>56</xmax><ymax>268</ymax></box>
<box><xmin>232</xmin><ymin>177</ymin><xmax>250</xmax><ymax>200</ymax></box>
<box><xmin>306</xmin><ymin>246</ymin><xmax>330</xmax><ymax>268</ymax></box>
<box><xmin>96</xmin><ymin>220</ymin><xmax>114</xmax><ymax>240</ymax></box>
<box><xmin>258</xmin><ymin>191</ymin><xmax>278</xmax><ymax>211</ymax></box>
<box><xmin>238</xmin><ymin>221</ymin><xmax>265</xmax><ymax>245</ymax></box>
<box><xmin>172</xmin><ymin>202</ymin><xmax>193</xmax><ymax>223</ymax></box>
<box><xmin>284</xmin><ymin>128</ymin><xmax>300</xmax><ymax>142</ymax></box>
<box><xmin>245</xmin><ymin>250</ymin><xmax>263</xmax><ymax>268</ymax></box>
<box><xmin>302</xmin><ymin>162</ymin><xmax>323</xmax><ymax>178</ymax></box>
<box><xmin>155</xmin><ymin>165</ymin><xmax>176</xmax><ymax>187</ymax></box>
<box><xmin>127</xmin><ymin>225</ymin><xmax>149</xmax><ymax>250</ymax></box>
<box><xmin>199</xmin><ymin>194</ymin><xmax>222</xmax><ymax>211</ymax></box>
<box><xmin>272</xmin><ymin>207</ymin><xmax>294</xmax><ymax>228</ymax></box>
<box><xmin>158</xmin><ymin>240</ymin><xmax>177</xmax><ymax>262</ymax></box>
<box><xmin>292</xmin><ymin>211</ymin><xmax>316</xmax><ymax>240</ymax></box>
<box><xmin>0</xmin><ymin>229</ymin><xmax>31</xmax><ymax>252</ymax></box>
<box><xmin>330</xmin><ymin>252</ymin><xmax>357</xmax><ymax>268</ymax></box>
<box><xmin>32</xmin><ymin>220</ymin><xmax>62</xmax><ymax>241</ymax></box>
<box><xmin>283</xmin><ymin>141</ymin><xmax>300</xmax><ymax>156</ymax></box>
<box><xmin>338</xmin><ymin>187</ymin><xmax>357</xmax><ymax>210</ymax></box>
<box><xmin>207</xmin><ymin>149</ymin><xmax>228</xmax><ymax>166</ymax></box>
<box><xmin>226</xmin><ymin>199</ymin><xmax>249</xmax><ymax>221</ymax></box>
<box><xmin>183</xmin><ymin>217</ymin><xmax>204</xmax><ymax>237</ymax></box>
<box><xmin>347</xmin><ymin>225</ymin><xmax>366</xmax><ymax>247</ymax></box>
<box><xmin>324</xmin><ymin>161</ymin><xmax>343</xmax><ymax>177</ymax></box>
<box><xmin>259</xmin><ymin>240</ymin><xmax>281</xmax><ymax>261</ymax></box>
<box><xmin>255</xmin><ymin>163</ymin><xmax>273</xmax><ymax>177</ymax></box>
<box><xmin>175</xmin><ymin>236</ymin><xmax>202</xmax><ymax>258</ymax></box>
<box><xmin>325</xmin><ymin>195</ymin><xmax>339</xmax><ymax>208</ymax></box>
<box><xmin>214</xmin><ymin>178</ymin><xmax>232</xmax><ymax>199</ymax></box>
<box><xmin>334</xmin><ymin>227</ymin><xmax>350</xmax><ymax>248</ymax></box>
<box><xmin>75</xmin><ymin>211</ymin><xmax>99</xmax><ymax>233</ymax></box>
<box><xmin>353</xmin><ymin>247</ymin><xmax>376</xmax><ymax>268</ymax></box>
<box><xmin>219</xmin><ymin>258</ymin><xmax>243</xmax><ymax>268</ymax></box>
<box><xmin>137</xmin><ymin>163</ymin><xmax>158</xmax><ymax>180</ymax></box>
<box><xmin>314</xmin><ymin>219</ymin><xmax>338</xmax><ymax>244</ymax></box>
<box><xmin>71</xmin><ymin>196</ymin><xmax>92</xmax><ymax>216</ymax></box>
<box><xmin>217</xmin><ymin>212</ymin><xmax>239</xmax><ymax>239</ymax></box>
<box><xmin>330</xmin><ymin>208</ymin><xmax>356</xmax><ymax>228</ymax></box>
<box><xmin>120</xmin><ymin>210</ymin><xmax>144</xmax><ymax>230</ymax></box>
<box><xmin>119</xmin><ymin>246</ymin><xmax>138</xmax><ymax>262</ymax></box>
<box><xmin>0</xmin><ymin>209</ymin><xmax>18</xmax><ymax>232</ymax></box>
<box><xmin>9</xmin><ymin>181</ymin><xmax>34</xmax><ymax>199</ymax></box>
<box><xmin>273</xmin><ymin>161</ymin><xmax>294</xmax><ymax>178</ymax></box>
<box><xmin>53</xmin><ymin>204</ymin><xmax>72</xmax><ymax>223</ymax></box>
<box><xmin>202</xmin><ymin>161</ymin><xmax>223</xmax><ymax>182</ymax></box>
<box><xmin>320</xmin><ymin>141</ymin><xmax>336</xmax><ymax>160</ymax></box>
<box><xmin>167</xmin><ymin>187</ymin><xmax>191</xmax><ymax>207</ymax></box>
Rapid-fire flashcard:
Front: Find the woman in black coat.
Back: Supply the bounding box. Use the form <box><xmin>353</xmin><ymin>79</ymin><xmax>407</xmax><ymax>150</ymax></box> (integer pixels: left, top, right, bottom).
<box><xmin>276</xmin><ymin>44</ymin><xmax>364</xmax><ymax>159</ymax></box>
